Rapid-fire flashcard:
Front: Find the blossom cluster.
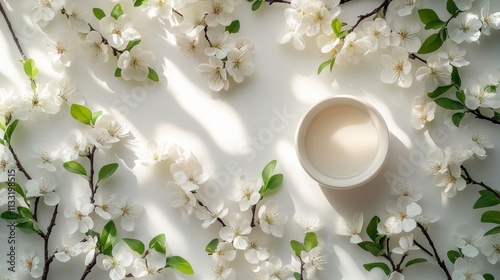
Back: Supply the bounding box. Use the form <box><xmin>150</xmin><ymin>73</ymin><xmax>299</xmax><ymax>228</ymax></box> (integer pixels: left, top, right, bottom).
<box><xmin>278</xmin><ymin>0</ymin><xmax>499</xmax><ymax>91</ymax></box>
<box><xmin>27</xmin><ymin>0</ymin><xmax>159</xmax><ymax>82</ymax></box>
<box><xmin>133</xmin><ymin>141</ymin><xmax>328</xmax><ymax>279</ymax></box>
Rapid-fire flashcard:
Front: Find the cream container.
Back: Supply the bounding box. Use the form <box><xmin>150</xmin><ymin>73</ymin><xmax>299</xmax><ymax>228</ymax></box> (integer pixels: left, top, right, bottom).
<box><xmin>295</xmin><ymin>96</ymin><xmax>389</xmax><ymax>189</ymax></box>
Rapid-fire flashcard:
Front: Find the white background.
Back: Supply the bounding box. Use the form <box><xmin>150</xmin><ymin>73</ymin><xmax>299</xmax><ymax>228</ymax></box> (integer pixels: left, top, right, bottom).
<box><xmin>0</xmin><ymin>0</ymin><xmax>499</xmax><ymax>279</ymax></box>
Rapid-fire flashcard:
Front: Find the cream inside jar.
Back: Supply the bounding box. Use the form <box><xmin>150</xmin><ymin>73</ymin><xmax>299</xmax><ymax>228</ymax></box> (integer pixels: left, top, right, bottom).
<box><xmin>304</xmin><ymin>104</ymin><xmax>379</xmax><ymax>178</ymax></box>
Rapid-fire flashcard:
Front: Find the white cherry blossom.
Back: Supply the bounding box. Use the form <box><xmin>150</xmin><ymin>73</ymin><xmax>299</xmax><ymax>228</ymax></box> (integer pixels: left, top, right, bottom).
<box><xmin>479</xmin><ymin>234</ymin><xmax>500</xmax><ymax>264</ymax></box>
<box><xmin>480</xmin><ymin>1</ymin><xmax>500</xmax><ymax>35</ymax></box>
<box><xmin>389</xmin><ymin>0</ymin><xmax>419</xmax><ymax>17</ymax></box>
<box><xmin>100</xmin><ymin>14</ymin><xmax>141</xmax><ymax>50</ymax></box>
<box><xmin>30</xmin><ymin>0</ymin><xmax>64</xmax><ymax>26</ymax></box>
<box><xmin>94</xmin><ymin>194</ymin><xmax>118</xmax><ymax>220</ymax></box>
<box><xmin>60</xmin><ymin>130</ymin><xmax>87</xmax><ymax>162</ymax></box>
<box><xmin>45</xmin><ymin>31</ymin><xmax>78</xmax><ymax>72</ymax></box>
<box><xmin>219</xmin><ymin>212</ymin><xmax>252</xmax><ymax>250</ymax></box>
<box><xmin>81</xmin><ymin>31</ymin><xmax>110</xmax><ymax>64</ymax></box>
<box><xmin>335</xmin><ymin>32</ymin><xmax>371</xmax><ymax>65</ymax></box>
<box><xmin>228</xmin><ymin>175</ymin><xmax>262</xmax><ymax>211</ymax></box>
<box><xmin>131</xmin><ymin>140</ymin><xmax>183</xmax><ymax>166</ymax></box>
<box><xmin>411</xmin><ymin>95</ymin><xmax>436</xmax><ymax>130</ymax></box>
<box><xmin>73</xmin><ymin>236</ymin><xmax>98</xmax><ymax>266</ymax></box>
<box><xmin>0</xmin><ymin>88</ymin><xmax>18</xmax><ymax>118</ymax></box>
<box><xmin>390</xmin><ymin>20</ymin><xmax>421</xmax><ymax>52</ymax></box>
<box><xmin>54</xmin><ymin>234</ymin><xmax>81</xmax><ymax>262</ymax></box>
<box><xmin>197</xmin><ymin>56</ymin><xmax>229</xmax><ymax>91</ymax></box>
<box><xmin>464</xmin><ymin>80</ymin><xmax>500</xmax><ymax>109</ymax></box>
<box><xmin>244</xmin><ymin>230</ymin><xmax>270</xmax><ymax>264</ymax></box>
<box><xmin>299</xmin><ymin>1</ymin><xmax>339</xmax><ymax>36</ymax></box>
<box><xmin>64</xmin><ymin>196</ymin><xmax>94</xmax><ymax>234</ymax></box>
<box><xmin>433</xmin><ymin>163</ymin><xmax>466</xmax><ymax>197</ymax></box>
<box><xmin>423</xmin><ymin>148</ymin><xmax>449</xmax><ymax>175</ymax></box>
<box><xmin>19</xmin><ymin>249</ymin><xmax>43</xmax><ymax>278</ymax></box>
<box><xmin>295</xmin><ymin>214</ymin><xmax>324</xmax><ymax>233</ymax></box>
<box><xmin>48</xmin><ymin>77</ymin><xmax>84</xmax><ymax>106</ymax></box>
<box><xmin>335</xmin><ymin>212</ymin><xmax>364</xmax><ymax>244</ymax></box>
<box><xmin>144</xmin><ymin>0</ymin><xmax>175</xmax><ymax>20</ymax></box>
<box><xmin>258</xmin><ymin>200</ymin><xmax>288</xmax><ymax>238</ymax></box>
<box><xmin>464</xmin><ymin>126</ymin><xmax>493</xmax><ymax>159</ymax></box>
<box><xmin>100</xmin><ymin>244</ymin><xmax>134</xmax><ymax>280</ymax></box>
<box><xmin>448</xmin><ymin>12</ymin><xmax>482</xmax><ymax>44</ymax></box>
<box><xmin>416</xmin><ymin>55</ymin><xmax>452</xmax><ymax>92</ymax></box>
<box><xmin>32</xmin><ymin>146</ymin><xmax>59</xmax><ymax>172</ymax></box>
<box><xmin>131</xmin><ymin>250</ymin><xmax>166</xmax><ymax>278</ymax></box>
<box><xmin>0</xmin><ymin>146</ymin><xmax>16</xmax><ymax>182</ymax></box>
<box><xmin>118</xmin><ymin>47</ymin><xmax>155</xmax><ymax>81</ymax></box>
<box><xmin>301</xmin><ymin>246</ymin><xmax>327</xmax><ymax>279</ymax></box>
<box><xmin>210</xmin><ymin>262</ymin><xmax>235</xmax><ymax>280</ymax></box>
<box><xmin>170</xmin><ymin>152</ymin><xmax>209</xmax><ymax>192</ymax></box>
<box><xmin>212</xmin><ymin>242</ymin><xmax>236</xmax><ymax>265</ymax></box>
<box><xmin>380</xmin><ymin>46</ymin><xmax>412</xmax><ymax>88</ymax></box>
<box><xmin>64</xmin><ymin>0</ymin><xmax>90</xmax><ymax>33</ymax></box>
<box><xmin>455</xmin><ymin>0</ymin><xmax>475</xmax><ymax>11</ymax></box>
<box><xmin>392</xmin><ymin>234</ymin><xmax>419</xmax><ymax>254</ymax></box>
<box><xmin>317</xmin><ymin>32</ymin><xmax>341</xmax><ymax>53</ymax></box>
<box><xmin>391</xmin><ymin>180</ymin><xmax>423</xmax><ymax>201</ymax></box>
<box><xmin>205</xmin><ymin>29</ymin><xmax>235</xmax><ymax>59</ymax></box>
<box><xmin>226</xmin><ymin>49</ymin><xmax>254</xmax><ymax>83</ymax></box>
<box><xmin>256</xmin><ymin>256</ymin><xmax>292</xmax><ymax>280</ymax></box>
<box><xmin>205</xmin><ymin>0</ymin><xmax>235</xmax><ymax>27</ymax></box>
<box><xmin>14</xmin><ymin>85</ymin><xmax>60</xmax><ymax>121</ymax></box>
<box><xmin>361</xmin><ymin>18</ymin><xmax>391</xmax><ymax>52</ymax></box>
<box><xmin>451</xmin><ymin>257</ymin><xmax>484</xmax><ymax>280</ymax></box>
<box><xmin>109</xmin><ymin>194</ymin><xmax>142</xmax><ymax>232</ymax></box>
<box><xmin>25</xmin><ymin>175</ymin><xmax>60</xmax><ymax>206</ymax></box>
<box><xmin>385</xmin><ymin>196</ymin><xmax>422</xmax><ymax>233</ymax></box>
<box><xmin>195</xmin><ymin>200</ymin><xmax>228</xmax><ymax>229</ymax></box>
<box><xmin>178</xmin><ymin>3</ymin><xmax>210</xmax><ymax>36</ymax></box>
<box><xmin>167</xmin><ymin>181</ymin><xmax>196</xmax><ymax>219</ymax></box>
<box><xmin>453</xmin><ymin>224</ymin><xmax>484</xmax><ymax>258</ymax></box>
<box><xmin>279</xmin><ymin>16</ymin><xmax>306</xmax><ymax>50</ymax></box>
<box><xmin>438</xmin><ymin>41</ymin><xmax>469</xmax><ymax>67</ymax></box>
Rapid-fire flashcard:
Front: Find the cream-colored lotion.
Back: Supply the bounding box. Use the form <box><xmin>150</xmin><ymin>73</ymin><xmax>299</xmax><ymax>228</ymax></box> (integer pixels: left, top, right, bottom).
<box><xmin>305</xmin><ymin>104</ymin><xmax>379</xmax><ymax>178</ymax></box>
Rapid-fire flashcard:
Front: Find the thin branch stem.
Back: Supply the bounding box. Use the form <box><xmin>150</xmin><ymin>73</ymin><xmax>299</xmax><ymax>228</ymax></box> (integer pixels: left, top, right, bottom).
<box><xmin>87</xmin><ymin>146</ymin><xmax>97</xmax><ymax>204</ymax></box>
<box><xmin>0</xmin><ymin>2</ymin><xmax>28</xmax><ymax>60</ymax></box>
<box><xmin>396</xmin><ymin>253</ymin><xmax>408</xmax><ymax>272</ymax></box>
<box><xmin>265</xmin><ymin>0</ymin><xmax>291</xmax><ymax>4</ymax></box>
<box><xmin>382</xmin><ymin>253</ymin><xmax>397</xmax><ymax>271</ymax></box>
<box><xmin>461</xmin><ymin>165</ymin><xmax>500</xmax><ymax>200</ymax></box>
<box><xmin>467</xmin><ymin>109</ymin><xmax>500</xmax><ymax>125</ymax></box>
<box><xmin>409</xmin><ymin>53</ymin><xmax>427</xmax><ymax>64</ymax></box>
<box><xmin>80</xmin><ymin>251</ymin><xmax>98</xmax><ymax>280</ymax></box>
<box><xmin>414</xmin><ymin>240</ymin><xmax>433</xmax><ymax>257</ymax></box>
<box><xmin>417</xmin><ymin>222</ymin><xmax>452</xmax><ymax>280</ymax></box>
<box><xmin>348</xmin><ymin>0</ymin><xmax>391</xmax><ymax>33</ymax></box>
<box><xmin>250</xmin><ymin>204</ymin><xmax>258</xmax><ymax>228</ymax></box>
<box><xmin>8</xmin><ymin>145</ymin><xmax>32</xmax><ymax>180</ymax></box>
<box><xmin>41</xmin><ymin>204</ymin><xmax>59</xmax><ymax>280</ymax></box>
<box><xmin>196</xmin><ymin>199</ymin><xmax>226</xmax><ymax>227</ymax></box>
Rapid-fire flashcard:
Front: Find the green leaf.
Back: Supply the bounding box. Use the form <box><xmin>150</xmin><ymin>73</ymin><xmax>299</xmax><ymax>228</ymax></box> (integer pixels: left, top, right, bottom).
<box><xmin>493</xmin><ymin>111</ymin><xmax>500</xmax><ymax>120</ymax></box>
<box><xmin>23</xmin><ymin>58</ymin><xmax>38</xmax><ymax>80</ymax></box>
<box><xmin>363</xmin><ymin>262</ymin><xmax>391</xmax><ymax>275</ymax></box>
<box><xmin>4</xmin><ymin>119</ymin><xmax>19</xmax><ymax>143</ymax></box>
<box><xmin>425</xmin><ymin>21</ymin><xmax>446</xmax><ymax>30</ymax></box>
<box><xmin>251</xmin><ymin>0</ymin><xmax>262</xmax><ymax>11</ymax></box>
<box><xmin>265</xmin><ymin>174</ymin><xmax>283</xmax><ymax>191</ymax></box>
<box><xmin>134</xmin><ymin>0</ymin><xmax>146</xmax><ymax>7</ymax></box>
<box><xmin>439</xmin><ymin>27</ymin><xmax>448</xmax><ymax>41</ymax></box>
<box><xmin>451</xmin><ymin>66</ymin><xmax>461</xmax><ymax>87</ymax></box>
<box><xmin>125</xmin><ymin>39</ymin><xmax>142</xmax><ymax>52</ymax></box>
<box><xmin>147</xmin><ymin>67</ymin><xmax>160</xmax><ymax>82</ymax></box>
<box><xmin>418</xmin><ymin>33</ymin><xmax>443</xmax><ymax>54</ymax></box>
<box><xmin>70</xmin><ymin>104</ymin><xmax>93</xmax><ymax>125</ymax></box>
<box><xmin>123</xmin><ymin>238</ymin><xmax>145</xmax><ymax>255</ymax></box>
<box><xmin>290</xmin><ymin>240</ymin><xmax>304</xmax><ymax>256</ymax></box>
<box><xmin>456</xmin><ymin>90</ymin><xmax>465</xmax><ymax>104</ymax></box>
<box><xmin>484</xmin><ymin>85</ymin><xmax>498</xmax><ymax>93</ymax></box>
<box><xmin>418</xmin><ymin>9</ymin><xmax>442</xmax><ymax>25</ymax></box>
<box><xmin>427</xmin><ymin>84</ymin><xmax>454</xmax><ymax>98</ymax></box>
<box><xmin>98</xmin><ymin>163</ymin><xmax>119</xmax><ymax>183</ymax></box>
<box><xmin>1</xmin><ymin>211</ymin><xmax>24</xmax><ymax>223</ymax></box>
<box><xmin>474</xmin><ymin>190</ymin><xmax>500</xmax><ymax>209</ymax></box>
<box><xmin>447</xmin><ymin>0</ymin><xmax>459</xmax><ymax>14</ymax></box>
<box><xmin>318</xmin><ymin>59</ymin><xmax>334</xmax><ymax>74</ymax></box>
<box><xmin>0</xmin><ymin>117</ymin><xmax>5</xmax><ymax>131</ymax></box>
<box><xmin>262</xmin><ymin>160</ymin><xmax>277</xmax><ymax>185</ymax></box>
<box><xmin>304</xmin><ymin>232</ymin><xmax>318</xmax><ymax>252</ymax></box>
<box><xmin>405</xmin><ymin>258</ymin><xmax>427</xmax><ymax>267</ymax></box>
<box><xmin>484</xmin><ymin>226</ymin><xmax>500</xmax><ymax>236</ymax></box>
<box><xmin>225</xmin><ymin>20</ymin><xmax>240</xmax><ymax>33</ymax></box>
<box><xmin>165</xmin><ymin>256</ymin><xmax>194</xmax><ymax>275</ymax></box>
<box><xmin>18</xmin><ymin>206</ymin><xmax>32</xmax><ymax>219</ymax></box>
<box><xmin>447</xmin><ymin>250</ymin><xmax>461</xmax><ymax>263</ymax></box>
<box><xmin>366</xmin><ymin>216</ymin><xmax>379</xmax><ymax>242</ymax></box>
<box><xmin>111</xmin><ymin>4</ymin><xmax>124</xmax><ymax>20</ymax></box>
<box><xmin>149</xmin><ymin>233</ymin><xmax>167</xmax><ymax>254</ymax></box>
<box><xmin>331</xmin><ymin>18</ymin><xmax>342</xmax><ymax>37</ymax></box>
<box><xmin>17</xmin><ymin>221</ymin><xmax>38</xmax><ymax>234</ymax></box>
<box><xmin>358</xmin><ymin>241</ymin><xmax>382</xmax><ymax>257</ymax></box>
<box><xmin>484</xmin><ymin>274</ymin><xmax>495</xmax><ymax>280</ymax></box>
<box><xmin>294</xmin><ymin>272</ymin><xmax>301</xmax><ymax>280</ymax></box>
<box><xmin>93</xmin><ymin>8</ymin><xmax>106</xmax><ymax>20</ymax></box>
<box><xmin>92</xmin><ymin>111</ymin><xmax>102</xmax><ymax>125</ymax></box>
<box><xmin>63</xmin><ymin>161</ymin><xmax>88</xmax><ymax>176</ymax></box>
<box><xmin>434</xmin><ymin>98</ymin><xmax>465</xmax><ymax>110</ymax></box>
<box><xmin>205</xmin><ymin>238</ymin><xmax>219</xmax><ymax>254</ymax></box>
<box><xmin>452</xmin><ymin>112</ymin><xmax>465</xmax><ymax>127</ymax></box>
<box><xmin>115</xmin><ymin>68</ymin><xmax>122</xmax><ymax>77</ymax></box>
<box><xmin>100</xmin><ymin>221</ymin><xmax>117</xmax><ymax>254</ymax></box>
<box><xmin>481</xmin><ymin>210</ymin><xmax>500</xmax><ymax>224</ymax></box>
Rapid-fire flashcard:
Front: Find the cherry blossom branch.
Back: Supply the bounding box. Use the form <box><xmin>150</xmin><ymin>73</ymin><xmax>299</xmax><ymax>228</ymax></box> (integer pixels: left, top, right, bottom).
<box><xmin>250</xmin><ymin>204</ymin><xmax>258</xmax><ymax>227</ymax></box>
<box><xmin>265</xmin><ymin>0</ymin><xmax>291</xmax><ymax>4</ymax></box>
<box><xmin>396</xmin><ymin>253</ymin><xmax>408</xmax><ymax>272</ymax></box>
<box><xmin>461</xmin><ymin>165</ymin><xmax>500</xmax><ymax>199</ymax></box>
<box><xmin>409</xmin><ymin>53</ymin><xmax>427</xmax><ymax>64</ymax></box>
<box><xmin>466</xmin><ymin>109</ymin><xmax>500</xmax><ymax>125</ymax></box>
<box><xmin>41</xmin><ymin>204</ymin><xmax>59</xmax><ymax>280</ymax></box>
<box><xmin>80</xmin><ymin>251</ymin><xmax>99</xmax><ymax>280</ymax></box>
<box><xmin>413</xmin><ymin>240</ymin><xmax>433</xmax><ymax>257</ymax></box>
<box><xmin>0</xmin><ymin>2</ymin><xmax>28</xmax><ymax>60</ymax></box>
<box><xmin>348</xmin><ymin>0</ymin><xmax>391</xmax><ymax>33</ymax></box>
<box><xmin>416</xmin><ymin>222</ymin><xmax>452</xmax><ymax>280</ymax></box>
<box><xmin>196</xmin><ymin>199</ymin><xmax>226</xmax><ymax>227</ymax></box>
<box><xmin>381</xmin><ymin>253</ymin><xmax>398</xmax><ymax>272</ymax></box>
<box><xmin>87</xmin><ymin>146</ymin><xmax>98</xmax><ymax>204</ymax></box>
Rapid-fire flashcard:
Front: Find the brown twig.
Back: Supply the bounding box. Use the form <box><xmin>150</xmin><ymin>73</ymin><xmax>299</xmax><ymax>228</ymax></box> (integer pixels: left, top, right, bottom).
<box><xmin>41</xmin><ymin>205</ymin><xmax>59</xmax><ymax>280</ymax></box>
<box><xmin>87</xmin><ymin>146</ymin><xmax>97</xmax><ymax>204</ymax></box>
<box><xmin>409</xmin><ymin>53</ymin><xmax>427</xmax><ymax>64</ymax></box>
<box><xmin>467</xmin><ymin>109</ymin><xmax>500</xmax><ymax>125</ymax></box>
<box><xmin>417</xmin><ymin>222</ymin><xmax>452</xmax><ymax>280</ymax></box>
<box><xmin>80</xmin><ymin>251</ymin><xmax>98</xmax><ymax>280</ymax></box>
<box><xmin>414</xmin><ymin>240</ymin><xmax>433</xmax><ymax>257</ymax></box>
<box><xmin>0</xmin><ymin>2</ymin><xmax>28</xmax><ymax>60</ymax></box>
<box><xmin>196</xmin><ymin>199</ymin><xmax>226</xmax><ymax>227</ymax></box>
<box><xmin>348</xmin><ymin>0</ymin><xmax>391</xmax><ymax>33</ymax></box>
<box><xmin>461</xmin><ymin>165</ymin><xmax>500</xmax><ymax>199</ymax></box>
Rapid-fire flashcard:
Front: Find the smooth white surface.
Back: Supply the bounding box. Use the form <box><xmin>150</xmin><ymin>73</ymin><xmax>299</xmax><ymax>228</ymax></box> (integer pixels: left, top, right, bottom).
<box><xmin>0</xmin><ymin>1</ymin><xmax>499</xmax><ymax>280</ymax></box>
